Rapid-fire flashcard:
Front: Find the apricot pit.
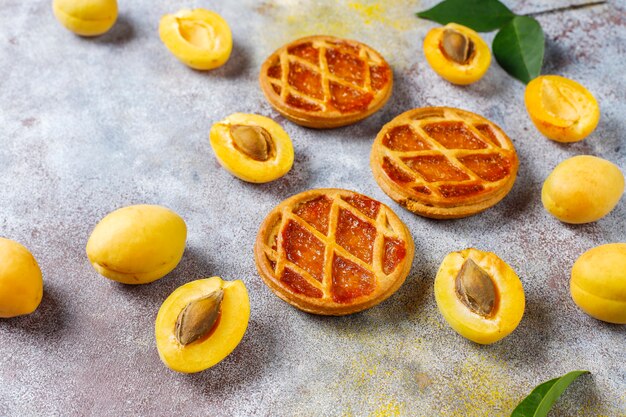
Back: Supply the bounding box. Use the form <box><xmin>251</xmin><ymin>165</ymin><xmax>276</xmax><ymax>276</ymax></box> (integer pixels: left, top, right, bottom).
<box><xmin>435</xmin><ymin>248</ymin><xmax>525</xmax><ymax>344</ymax></box>
<box><xmin>210</xmin><ymin>113</ymin><xmax>294</xmax><ymax>183</ymax></box>
<box><xmin>156</xmin><ymin>277</ymin><xmax>250</xmax><ymax>373</ymax></box>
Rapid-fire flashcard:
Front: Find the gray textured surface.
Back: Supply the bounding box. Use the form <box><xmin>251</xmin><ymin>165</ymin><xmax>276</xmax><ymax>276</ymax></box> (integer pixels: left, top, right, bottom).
<box><xmin>0</xmin><ymin>0</ymin><xmax>625</xmax><ymax>416</ymax></box>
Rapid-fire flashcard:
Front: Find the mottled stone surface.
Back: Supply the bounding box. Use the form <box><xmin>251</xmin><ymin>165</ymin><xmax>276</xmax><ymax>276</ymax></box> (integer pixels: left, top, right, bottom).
<box><xmin>0</xmin><ymin>0</ymin><xmax>624</xmax><ymax>416</ymax></box>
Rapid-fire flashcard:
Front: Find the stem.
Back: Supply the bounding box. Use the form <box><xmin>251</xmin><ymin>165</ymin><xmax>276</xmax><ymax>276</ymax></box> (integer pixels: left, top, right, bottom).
<box><xmin>526</xmin><ymin>1</ymin><xmax>607</xmax><ymax>17</ymax></box>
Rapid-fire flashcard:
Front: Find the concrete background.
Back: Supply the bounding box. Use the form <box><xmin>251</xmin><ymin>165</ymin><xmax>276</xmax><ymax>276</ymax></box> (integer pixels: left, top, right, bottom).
<box><xmin>0</xmin><ymin>0</ymin><xmax>624</xmax><ymax>416</ymax></box>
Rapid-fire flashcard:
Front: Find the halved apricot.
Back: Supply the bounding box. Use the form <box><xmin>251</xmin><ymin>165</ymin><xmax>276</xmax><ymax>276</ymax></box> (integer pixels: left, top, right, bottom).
<box><xmin>155</xmin><ymin>277</ymin><xmax>250</xmax><ymax>373</ymax></box>
<box><xmin>159</xmin><ymin>9</ymin><xmax>232</xmax><ymax>70</ymax></box>
<box><xmin>210</xmin><ymin>113</ymin><xmax>294</xmax><ymax>183</ymax></box>
<box><xmin>434</xmin><ymin>248</ymin><xmax>525</xmax><ymax>344</ymax></box>
<box><xmin>525</xmin><ymin>75</ymin><xmax>600</xmax><ymax>142</ymax></box>
<box><xmin>423</xmin><ymin>23</ymin><xmax>491</xmax><ymax>85</ymax></box>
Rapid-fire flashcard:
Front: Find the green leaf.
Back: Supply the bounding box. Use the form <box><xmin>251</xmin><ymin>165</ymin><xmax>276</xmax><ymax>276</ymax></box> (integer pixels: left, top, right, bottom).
<box><xmin>492</xmin><ymin>15</ymin><xmax>545</xmax><ymax>84</ymax></box>
<box><xmin>511</xmin><ymin>370</ymin><xmax>590</xmax><ymax>417</ymax></box>
<box><xmin>416</xmin><ymin>0</ymin><xmax>516</xmax><ymax>32</ymax></box>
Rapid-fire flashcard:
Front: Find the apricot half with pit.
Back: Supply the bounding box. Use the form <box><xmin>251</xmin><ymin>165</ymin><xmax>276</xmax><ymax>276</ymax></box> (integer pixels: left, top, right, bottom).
<box><xmin>571</xmin><ymin>243</ymin><xmax>626</xmax><ymax>324</ymax></box>
<box><xmin>155</xmin><ymin>277</ymin><xmax>250</xmax><ymax>373</ymax></box>
<box><xmin>159</xmin><ymin>9</ymin><xmax>232</xmax><ymax>70</ymax></box>
<box><xmin>423</xmin><ymin>23</ymin><xmax>491</xmax><ymax>85</ymax></box>
<box><xmin>53</xmin><ymin>0</ymin><xmax>118</xmax><ymax>37</ymax></box>
<box><xmin>210</xmin><ymin>113</ymin><xmax>294</xmax><ymax>183</ymax></box>
<box><xmin>86</xmin><ymin>205</ymin><xmax>187</xmax><ymax>284</ymax></box>
<box><xmin>0</xmin><ymin>238</ymin><xmax>43</xmax><ymax>318</ymax></box>
<box><xmin>434</xmin><ymin>248</ymin><xmax>525</xmax><ymax>344</ymax></box>
<box><xmin>542</xmin><ymin>155</ymin><xmax>624</xmax><ymax>224</ymax></box>
<box><xmin>525</xmin><ymin>75</ymin><xmax>600</xmax><ymax>142</ymax></box>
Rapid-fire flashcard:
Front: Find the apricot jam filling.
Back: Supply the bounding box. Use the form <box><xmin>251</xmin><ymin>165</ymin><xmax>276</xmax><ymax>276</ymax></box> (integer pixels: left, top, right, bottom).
<box><xmin>282</xmin><ymin>220</ymin><xmax>325</xmax><ymax>281</ymax></box>
<box><xmin>281</xmin><ymin>267</ymin><xmax>323</xmax><ymax>298</ymax></box>
<box><xmin>288</xmin><ymin>43</ymin><xmax>320</xmax><ymax>64</ymax></box>
<box><xmin>383</xmin><ymin>237</ymin><xmax>406</xmax><ymax>275</ymax></box>
<box><xmin>293</xmin><ymin>196</ymin><xmax>333</xmax><ymax>235</ymax></box>
<box><xmin>329</xmin><ymin>82</ymin><xmax>373</xmax><ymax>113</ymax></box>
<box><xmin>403</xmin><ymin>155</ymin><xmax>470</xmax><ymax>182</ymax></box>
<box><xmin>326</xmin><ymin>48</ymin><xmax>366</xmax><ymax>86</ymax></box>
<box><xmin>457</xmin><ymin>154</ymin><xmax>511</xmax><ymax>182</ymax></box>
<box><xmin>289</xmin><ymin>62</ymin><xmax>323</xmax><ymax>99</ymax></box>
<box><xmin>332</xmin><ymin>254</ymin><xmax>375</xmax><ymax>303</ymax></box>
<box><xmin>383</xmin><ymin>125</ymin><xmax>431</xmax><ymax>152</ymax></box>
<box><xmin>341</xmin><ymin>194</ymin><xmax>381</xmax><ymax>219</ymax></box>
<box><xmin>422</xmin><ymin>122</ymin><xmax>487</xmax><ymax>150</ymax></box>
<box><xmin>335</xmin><ymin>209</ymin><xmax>377</xmax><ymax>264</ymax></box>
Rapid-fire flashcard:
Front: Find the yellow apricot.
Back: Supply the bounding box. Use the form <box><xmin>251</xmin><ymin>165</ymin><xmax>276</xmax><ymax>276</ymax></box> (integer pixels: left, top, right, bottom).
<box><xmin>86</xmin><ymin>205</ymin><xmax>187</xmax><ymax>284</ymax></box>
<box><xmin>542</xmin><ymin>156</ymin><xmax>624</xmax><ymax>224</ymax></box>
<box><xmin>52</xmin><ymin>0</ymin><xmax>118</xmax><ymax>37</ymax></box>
<box><xmin>423</xmin><ymin>23</ymin><xmax>491</xmax><ymax>85</ymax></box>
<box><xmin>155</xmin><ymin>277</ymin><xmax>250</xmax><ymax>373</ymax></box>
<box><xmin>159</xmin><ymin>9</ymin><xmax>232</xmax><ymax>70</ymax></box>
<box><xmin>571</xmin><ymin>243</ymin><xmax>626</xmax><ymax>324</ymax></box>
<box><xmin>525</xmin><ymin>75</ymin><xmax>600</xmax><ymax>142</ymax></box>
<box><xmin>210</xmin><ymin>113</ymin><xmax>294</xmax><ymax>183</ymax></box>
<box><xmin>0</xmin><ymin>238</ymin><xmax>43</xmax><ymax>318</ymax></box>
<box><xmin>434</xmin><ymin>248</ymin><xmax>525</xmax><ymax>344</ymax></box>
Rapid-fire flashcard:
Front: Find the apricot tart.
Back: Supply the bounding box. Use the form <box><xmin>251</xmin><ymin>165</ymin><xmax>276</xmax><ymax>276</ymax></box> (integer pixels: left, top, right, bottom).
<box><xmin>254</xmin><ymin>189</ymin><xmax>414</xmax><ymax>315</ymax></box>
<box><xmin>370</xmin><ymin>107</ymin><xmax>519</xmax><ymax>219</ymax></box>
<box><xmin>259</xmin><ymin>35</ymin><xmax>393</xmax><ymax>128</ymax></box>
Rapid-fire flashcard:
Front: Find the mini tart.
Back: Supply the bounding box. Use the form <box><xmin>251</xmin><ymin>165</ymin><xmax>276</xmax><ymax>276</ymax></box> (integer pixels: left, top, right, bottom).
<box><xmin>259</xmin><ymin>35</ymin><xmax>393</xmax><ymax>128</ymax></box>
<box><xmin>370</xmin><ymin>107</ymin><xmax>519</xmax><ymax>219</ymax></box>
<box><xmin>254</xmin><ymin>188</ymin><xmax>414</xmax><ymax>315</ymax></box>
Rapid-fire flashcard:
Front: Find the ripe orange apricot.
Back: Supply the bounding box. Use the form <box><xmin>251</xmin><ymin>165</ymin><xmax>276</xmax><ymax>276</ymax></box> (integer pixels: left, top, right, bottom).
<box><xmin>434</xmin><ymin>248</ymin><xmax>525</xmax><ymax>344</ymax></box>
<box><xmin>155</xmin><ymin>277</ymin><xmax>250</xmax><ymax>373</ymax></box>
<box><xmin>525</xmin><ymin>75</ymin><xmax>600</xmax><ymax>142</ymax></box>
<box><xmin>423</xmin><ymin>23</ymin><xmax>491</xmax><ymax>85</ymax></box>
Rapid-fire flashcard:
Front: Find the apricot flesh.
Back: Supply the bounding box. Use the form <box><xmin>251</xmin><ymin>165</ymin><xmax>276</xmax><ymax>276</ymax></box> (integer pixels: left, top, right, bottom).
<box><xmin>159</xmin><ymin>9</ymin><xmax>232</xmax><ymax>70</ymax></box>
<box><xmin>210</xmin><ymin>113</ymin><xmax>294</xmax><ymax>183</ymax></box>
<box><xmin>571</xmin><ymin>243</ymin><xmax>626</xmax><ymax>324</ymax></box>
<box><xmin>434</xmin><ymin>248</ymin><xmax>525</xmax><ymax>344</ymax></box>
<box><xmin>525</xmin><ymin>75</ymin><xmax>600</xmax><ymax>142</ymax></box>
<box><xmin>0</xmin><ymin>238</ymin><xmax>43</xmax><ymax>318</ymax></box>
<box><xmin>423</xmin><ymin>23</ymin><xmax>491</xmax><ymax>85</ymax></box>
<box><xmin>53</xmin><ymin>0</ymin><xmax>118</xmax><ymax>37</ymax></box>
<box><xmin>86</xmin><ymin>205</ymin><xmax>187</xmax><ymax>284</ymax></box>
<box><xmin>542</xmin><ymin>156</ymin><xmax>624</xmax><ymax>224</ymax></box>
<box><xmin>155</xmin><ymin>277</ymin><xmax>250</xmax><ymax>373</ymax></box>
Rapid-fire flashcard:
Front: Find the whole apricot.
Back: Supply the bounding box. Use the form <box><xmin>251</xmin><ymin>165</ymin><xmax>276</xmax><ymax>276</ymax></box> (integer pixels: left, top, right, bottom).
<box><xmin>525</xmin><ymin>75</ymin><xmax>599</xmax><ymax>142</ymax></box>
<box><xmin>0</xmin><ymin>238</ymin><xmax>43</xmax><ymax>318</ymax></box>
<box><xmin>571</xmin><ymin>243</ymin><xmax>626</xmax><ymax>324</ymax></box>
<box><xmin>53</xmin><ymin>0</ymin><xmax>118</xmax><ymax>37</ymax></box>
<box><xmin>542</xmin><ymin>156</ymin><xmax>624</xmax><ymax>224</ymax></box>
<box><xmin>155</xmin><ymin>277</ymin><xmax>250</xmax><ymax>373</ymax></box>
<box><xmin>423</xmin><ymin>23</ymin><xmax>491</xmax><ymax>85</ymax></box>
<box><xmin>159</xmin><ymin>9</ymin><xmax>232</xmax><ymax>70</ymax></box>
<box><xmin>210</xmin><ymin>113</ymin><xmax>294</xmax><ymax>183</ymax></box>
<box><xmin>434</xmin><ymin>248</ymin><xmax>525</xmax><ymax>344</ymax></box>
<box><xmin>86</xmin><ymin>205</ymin><xmax>187</xmax><ymax>284</ymax></box>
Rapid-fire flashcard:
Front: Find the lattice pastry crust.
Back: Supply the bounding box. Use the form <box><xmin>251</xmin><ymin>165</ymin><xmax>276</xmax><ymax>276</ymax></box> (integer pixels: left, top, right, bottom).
<box><xmin>371</xmin><ymin>107</ymin><xmax>519</xmax><ymax>219</ymax></box>
<box><xmin>254</xmin><ymin>189</ymin><xmax>414</xmax><ymax>315</ymax></box>
<box><xmin>259</xmin><ymin>35</ymin><xmax>393</xmax><ymax>128</ymax></box>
